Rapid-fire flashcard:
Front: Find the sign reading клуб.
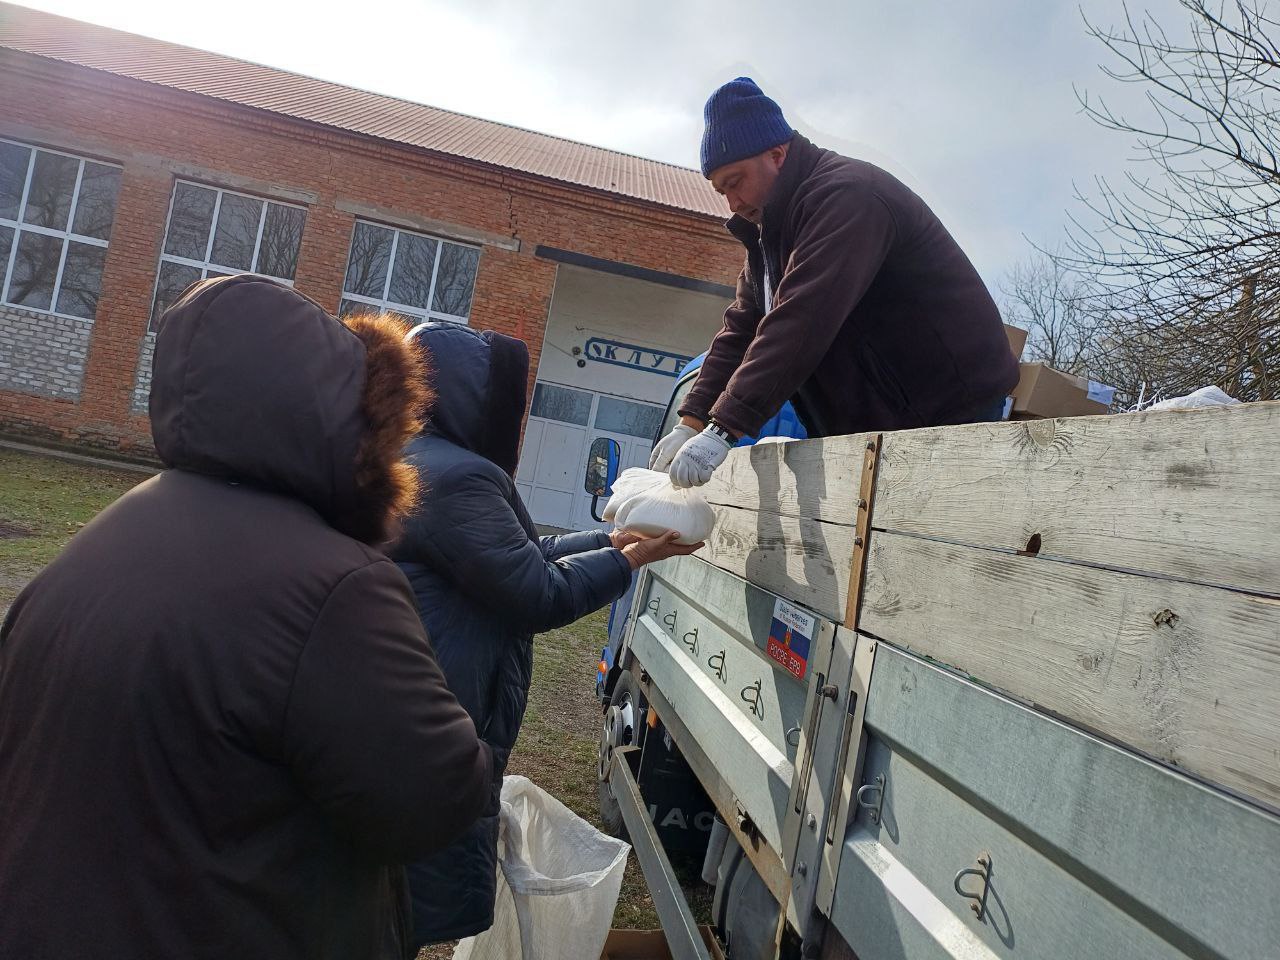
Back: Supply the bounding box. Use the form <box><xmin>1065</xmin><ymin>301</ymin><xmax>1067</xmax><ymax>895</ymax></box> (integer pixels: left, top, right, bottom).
<box><xmin>583</xmin><ymin>337</ymin><xmax>693</xmax><ymax>378</ymax></box>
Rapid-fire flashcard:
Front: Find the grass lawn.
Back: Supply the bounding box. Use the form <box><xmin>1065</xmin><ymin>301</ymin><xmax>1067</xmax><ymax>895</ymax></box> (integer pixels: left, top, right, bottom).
<box><xmin>0</xmin><ymin>447</ymin><xmax>711</xmax><ymax>956</ymax></box>
<box><xmin>0</xmin><ymin>448</ymin><xmax>147</xmax><ymax>615</ymax></box>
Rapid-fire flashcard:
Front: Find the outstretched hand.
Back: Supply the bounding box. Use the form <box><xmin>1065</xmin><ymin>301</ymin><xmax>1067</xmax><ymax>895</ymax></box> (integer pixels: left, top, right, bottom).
<box><xmin>608</xmin><ymin>529</ymin><xmax>646</xmax><ymax>550</ymax></box>
<box><xmin>620</xmin><ymin>530</ymin><xmax>705</xmax><ymax>569</ymax></box>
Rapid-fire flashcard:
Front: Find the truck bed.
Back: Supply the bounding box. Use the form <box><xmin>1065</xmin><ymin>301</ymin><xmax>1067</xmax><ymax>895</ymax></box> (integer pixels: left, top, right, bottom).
<box><xmin>611</xmin><ymin>402</ymin><xmax>1280</xmax><ymax>959</ymax></box>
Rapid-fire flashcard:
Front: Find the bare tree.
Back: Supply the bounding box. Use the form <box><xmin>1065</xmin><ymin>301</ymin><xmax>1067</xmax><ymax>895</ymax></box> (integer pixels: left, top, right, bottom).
<box><xmin>1001</xmin><ymin>250</ymin><xmax>1102</xmax><ymax>375</ymax></box>
<box><xmin>1066</xmin><ymin>0</ymin><xmax>1280</xmax><ymax>402</ymax></box>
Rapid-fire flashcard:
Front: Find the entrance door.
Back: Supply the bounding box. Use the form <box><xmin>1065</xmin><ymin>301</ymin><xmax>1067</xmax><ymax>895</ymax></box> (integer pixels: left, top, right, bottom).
<box><xmin>517</xmin><ymin>381</ymin><xmax>664</xmax><ymax>531</ymax></box>
<box><xmin>516</xmin><ymin>382</ymin><xmax>592</xmax><ymax>528</ymax></box>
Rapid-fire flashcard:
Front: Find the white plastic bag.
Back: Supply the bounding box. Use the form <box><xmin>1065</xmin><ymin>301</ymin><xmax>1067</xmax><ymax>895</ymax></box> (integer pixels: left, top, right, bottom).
<box><xmin>452</xmin><ymin>776</ymin><xmax>629</xmax><ymax>960</ymax></box>
<box><xmin>613</xmin><ymin>482</ymin><xmax>716</xmax><ymax>545</ymax></box>
<box><xmin>1148</xmin><ymin>386</ymin><xmax>1240</xmax><ymax>411</ymax></box>
<box><xmin>601</xmin><ymin>467</ymin><xmax>716</xmax><ymax>544</ymax></box>
<box><xmin>601</xmin><ymin>467</ymin><xmax>669</xmax><ymax>522</ymax></box>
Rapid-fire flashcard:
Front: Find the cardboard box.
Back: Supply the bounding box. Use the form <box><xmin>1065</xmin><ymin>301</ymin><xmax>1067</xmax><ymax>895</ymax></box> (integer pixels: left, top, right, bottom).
<box><xmin>600</xmin><ymin>926</ymin><xmax>726</xmax><ymax>960</ymax></box>
<box><xmin>1003</xmin><ymin>323</ymin><xmax>1028</xmax><ymax>362</ymax></box>
<box><xmin>1010</xmin><ymin>362</ymin><xmax>1113</xmax><ymax>419</ymax></box>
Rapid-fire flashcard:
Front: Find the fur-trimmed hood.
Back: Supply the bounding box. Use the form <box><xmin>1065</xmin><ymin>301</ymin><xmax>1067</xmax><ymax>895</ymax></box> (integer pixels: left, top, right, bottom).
<box><xmin>404</xmin><ymin>322</ymin><xmax>529</xmax><ymax>477</ymax></box>
<box><xmin>149</xmin><ymin>275</ymin><xmax>429</xmax><ymax>544</ymax></box>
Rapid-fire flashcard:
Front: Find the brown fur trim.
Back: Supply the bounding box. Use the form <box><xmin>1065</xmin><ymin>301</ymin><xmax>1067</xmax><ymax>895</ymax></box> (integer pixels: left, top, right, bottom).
<box><xmin>335</xmin><ymin>312</ymin><xmax>432</xmax><ymax>545</ymax></box>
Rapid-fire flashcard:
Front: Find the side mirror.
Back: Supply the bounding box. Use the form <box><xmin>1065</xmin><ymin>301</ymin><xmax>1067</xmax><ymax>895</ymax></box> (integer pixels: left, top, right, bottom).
<box><xmin>584</xmin><ymin>437</ymin><xmax>622</xmax><ymax>497</ymax></box>
<box><xmin>585</xmin><ymin>437</ymin><xmax>621</xmax><ymax>522</ymax></box>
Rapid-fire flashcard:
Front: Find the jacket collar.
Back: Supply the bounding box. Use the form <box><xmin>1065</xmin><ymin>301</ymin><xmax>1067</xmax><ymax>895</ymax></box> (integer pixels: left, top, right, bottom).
<box><xmin>724</xmin><ymin>134</ymin><xmax>822</xmax><ymax>246</ymax></box>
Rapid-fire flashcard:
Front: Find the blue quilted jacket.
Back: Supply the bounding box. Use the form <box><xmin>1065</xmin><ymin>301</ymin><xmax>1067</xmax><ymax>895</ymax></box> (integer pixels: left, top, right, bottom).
<box><xmin>390</xmin><ymin>322</ymin><xmax>631</xmax><ymax>945</ymax></box>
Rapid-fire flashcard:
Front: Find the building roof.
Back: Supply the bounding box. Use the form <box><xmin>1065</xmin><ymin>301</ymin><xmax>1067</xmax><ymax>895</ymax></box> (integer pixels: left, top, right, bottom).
<box><xmin>0</xmin><ymin>3</ymin><xmax>729</xmax><ymax>219</ymax></box>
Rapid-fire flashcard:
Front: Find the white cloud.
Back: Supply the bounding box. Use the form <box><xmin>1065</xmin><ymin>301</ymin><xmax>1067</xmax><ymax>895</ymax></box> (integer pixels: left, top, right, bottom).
<box><xmin>23</xmin><ymin>0</ymin><xmax>1187</xmax><ymax>286</ymax></box>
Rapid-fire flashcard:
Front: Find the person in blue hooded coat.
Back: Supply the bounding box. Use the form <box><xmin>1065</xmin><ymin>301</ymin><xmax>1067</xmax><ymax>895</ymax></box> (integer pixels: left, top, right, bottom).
<box><xmin>390</xmin><ymin>322</ymin><xmax>700</xmax><ymax>947</ymax></box>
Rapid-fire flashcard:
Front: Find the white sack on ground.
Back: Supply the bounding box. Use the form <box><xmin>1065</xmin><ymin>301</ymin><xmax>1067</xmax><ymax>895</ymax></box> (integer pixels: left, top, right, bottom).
<box><xmin>452</xmin><ymin>776</ymin><xmax>629</xmax><ymax>960</ymax></box>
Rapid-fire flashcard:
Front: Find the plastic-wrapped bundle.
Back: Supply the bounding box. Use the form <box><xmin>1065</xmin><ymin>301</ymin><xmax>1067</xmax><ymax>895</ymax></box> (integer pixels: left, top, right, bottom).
<box><xmin>1148</xmin><ymin>386</ymin><xmax>1240</xmax><ymax>411</ymax></box>
<box><xmin>602</xmin><ymin>468</ymin><xmax>716</xmax><ymax>545</ymax></box>
<box><xmin>601</xmin><ymin>468</ymin><xmax>668</xmax><ymax>522</ymax></box>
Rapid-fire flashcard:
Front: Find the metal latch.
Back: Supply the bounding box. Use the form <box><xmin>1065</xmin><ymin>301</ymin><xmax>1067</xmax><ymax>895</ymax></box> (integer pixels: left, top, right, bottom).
<box><xmin>855</xmin><ymin>774</ymin><xmax>885</xmax><ymax>825</ymax></box>
<box><xmin>954</xmin><ymin>852</ymin><xmax>994</xmax><ymax>922</ymax></box>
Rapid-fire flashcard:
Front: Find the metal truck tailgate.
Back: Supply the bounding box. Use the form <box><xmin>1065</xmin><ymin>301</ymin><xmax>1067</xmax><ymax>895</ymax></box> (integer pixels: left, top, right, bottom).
<box><xmin>629</xmin><ymin>556</ymin><xmax>835</xmax><ymax>853</ymax></box>
<box><xmin>829</xmin><ymin>643</ymin><xmax>1280</xmax><ymax>960</ymax></box>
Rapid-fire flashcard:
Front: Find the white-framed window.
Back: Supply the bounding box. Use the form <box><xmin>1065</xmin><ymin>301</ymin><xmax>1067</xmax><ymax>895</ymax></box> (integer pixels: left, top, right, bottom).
<box><xmin>0</xmin><ymin>138</ymin><xmax>122</xmax><ymax>320</ymax></box>
<box><xmin>339</xmin><ymin>220</ymin><xmax>481</xmax><ymax>325</ymax></box>
<box><xmin>150</xmin><ymin>180</ymin><xmax>307</xmax><ymax>329</ymax></box>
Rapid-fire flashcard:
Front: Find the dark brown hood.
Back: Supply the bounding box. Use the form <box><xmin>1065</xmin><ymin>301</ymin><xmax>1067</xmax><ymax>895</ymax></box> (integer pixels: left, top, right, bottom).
<box><xmin>149</xmin><ymin>275</ymin><xmax>428</xmax><ymax>543</ymax></box>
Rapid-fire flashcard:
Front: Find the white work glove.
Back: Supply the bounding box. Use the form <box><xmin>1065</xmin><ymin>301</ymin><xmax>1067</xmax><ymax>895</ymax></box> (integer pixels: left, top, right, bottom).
<box><xmin>669</xmin><ymin>426</ymin><xmax>733</xmax><ymax>488</ymax></box>
<box><xmin>648</xmin><ymin>423</ymin><xmax>698</xmax><ymax>471</ymax></box>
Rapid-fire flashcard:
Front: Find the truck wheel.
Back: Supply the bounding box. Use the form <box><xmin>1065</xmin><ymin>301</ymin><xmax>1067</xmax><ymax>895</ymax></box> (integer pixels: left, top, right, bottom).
<box><xmin>597</xmin><ymin>669</ymin><xmax>640</xmax><ymax>838</ymax></box>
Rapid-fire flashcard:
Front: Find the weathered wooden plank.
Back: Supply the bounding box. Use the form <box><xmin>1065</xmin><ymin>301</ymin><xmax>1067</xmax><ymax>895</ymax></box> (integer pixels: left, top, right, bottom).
<box><xmin>875</xmin><ymin>401</ymin><xmax>1280</xmax><ymax>597</ymax></box>
<box><xmin>697</xmin><ymin>502</ymin><xmax>856</xmax><ymax>624</ymax></box>
<box><xmin>859</xmin><ymin>529</ymin><xmax>1280</xmax><ymax>810</ymax></box>
<box><xmin>701</xmin><ymin>433</ymin><xmax>871</xmax><ymax>526</ymax></box>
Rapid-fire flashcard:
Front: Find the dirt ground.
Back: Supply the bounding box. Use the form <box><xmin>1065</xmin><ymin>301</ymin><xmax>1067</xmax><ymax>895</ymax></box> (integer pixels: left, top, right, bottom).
<box><xmin>0</xmin><ymin>446</ymin><xmax>710</xmax><ymax>958</ymax></box>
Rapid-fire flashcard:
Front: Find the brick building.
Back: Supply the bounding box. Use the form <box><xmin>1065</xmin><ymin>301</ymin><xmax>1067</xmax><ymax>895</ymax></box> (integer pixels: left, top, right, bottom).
<box><xmin>0</xmin><ymin>4</ymin><xmax>742</xmax><ymax>529</ymax></box>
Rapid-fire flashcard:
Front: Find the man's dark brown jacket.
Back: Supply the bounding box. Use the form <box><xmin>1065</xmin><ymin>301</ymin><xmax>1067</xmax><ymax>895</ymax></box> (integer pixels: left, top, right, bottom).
<box><xmin>681</xmin><ymin>134</ymin><xmax>1018</xmax><ymax>437</ymax></box>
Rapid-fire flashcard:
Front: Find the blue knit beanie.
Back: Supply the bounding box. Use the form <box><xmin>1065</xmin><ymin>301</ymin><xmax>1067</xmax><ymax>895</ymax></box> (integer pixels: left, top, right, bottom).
<box><xmin>700</xmin><ymin>77</ymin><xmax>793</xmax><ymax>177</ymax></box>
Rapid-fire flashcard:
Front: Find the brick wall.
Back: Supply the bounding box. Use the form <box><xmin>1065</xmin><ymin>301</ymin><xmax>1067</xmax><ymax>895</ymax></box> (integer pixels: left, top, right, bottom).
<box><xmin>0</xmin><ymin>303</ymin><xmax>92</xmax><ymax>400</ymax></box>
<box><xmin>0</xmin><ymin>51</ymin><xmax>741</xmax><ymax>456</ymax></box>
<box><xmin>131</xmin><ymin>332</ymin><xmax>155</xmax><ymax>414</ymax></box>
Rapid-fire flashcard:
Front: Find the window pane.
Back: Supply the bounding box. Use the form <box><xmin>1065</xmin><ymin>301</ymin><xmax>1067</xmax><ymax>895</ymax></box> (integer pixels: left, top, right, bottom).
<box><xmin>339</xmin><ymin>298</ymin><xmax>418</xmax><ymax>326</ymax></box>
<box><xmin>530</xmin><ymin>382</ymin><xmax>592</xmax><ymax>426</ymax></box>
<box><xmin>22</xmin><ymin>151</ymin><xmax>79</xmax><ymax>231</ymax></box>
<box><xmin>55</xmin><ymin>241</ymin><xmax>108</xmax><ymax>319</ymax></box>
<box><xmin>0</xmin><ymin>141</ymin><xmax>31</xmax><ymax>221</ymax></box>
<box><xmin>256</xmin><ymin>203</ymin><xmax>305</xmax><ymax>279</ymax></box>
<box><xmin>209</xmin><ymin>192</ymin><xmax>262</xmax><ymax>271</ymax></box>
<box><xmin>0</xmin><ymin>225</ymin><xmax>12</xmax><ymax>279</ymax></box>
<box><xmin>151</xmin><ymin>260</ymin><xmax>202</xmax><ymax>330</ymax></box>
<box><xmin>71</xmin><ymin>163</ymin><xmax>122</xmax><ymax>241</ymax></box>
<box><xmin>339</xmin><ymin>298</ymin><xmax>379</xmax><ymax>319</ymax></box>
<box><xmin>431</xmin><ymin>242</ymin><xmax>480</xmax><ymax>317</ymax></box>
<box><xmin>388</xmin><ymin>231</ymin><xmax>438</xmax><ymax>310</ymax></box>
<box><xmin>660</xmin><ymin>373</ymin><xmax>698</xmax><ymax>438</ymax></box>
<box><xmin>163</xmin><ymin>183</ymin><xmax>217</xmax><ymax>260</ymax></box>
<box><xmin>8</xmin><ymin>230</ymin><xmax>64</xmax><ymax>310</ymax></box>
<box><xmin>343</xmin><ymin>222</ymin><xmax>393</xmax><ymax>297</ymax></box>
<box><xmin>594</xmin><ymin>396</ymin><xmax>664</xmax><ymax>439</ymax></box>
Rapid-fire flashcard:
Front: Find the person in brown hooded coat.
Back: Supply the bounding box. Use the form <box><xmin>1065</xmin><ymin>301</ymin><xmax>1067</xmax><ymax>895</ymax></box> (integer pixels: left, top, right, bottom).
<box><xmin>0</xmin><ymin>275</ymin><xmax>493</xmax><ymax>960</ymax></box>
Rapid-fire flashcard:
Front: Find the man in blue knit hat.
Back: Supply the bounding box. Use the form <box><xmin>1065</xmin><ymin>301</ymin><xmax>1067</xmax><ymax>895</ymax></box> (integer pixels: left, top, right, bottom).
<box><xmin>652</xmin><ymin>77</ymin><xmax>1019</xmax><ymax>487</ymax></box>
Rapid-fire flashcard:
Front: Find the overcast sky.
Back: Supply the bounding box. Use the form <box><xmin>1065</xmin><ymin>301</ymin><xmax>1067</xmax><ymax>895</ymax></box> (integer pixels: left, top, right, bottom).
<box><xmin>23</xmin><ymin>0</ymin><xmax>1187</xmax><ymax>292</ymax></box>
